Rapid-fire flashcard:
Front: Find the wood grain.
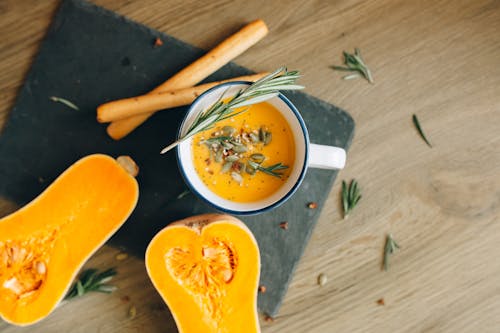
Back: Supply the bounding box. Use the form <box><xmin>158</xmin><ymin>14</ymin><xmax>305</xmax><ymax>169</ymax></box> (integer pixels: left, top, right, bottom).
<box><xmin>1</xmin><ymin>0</ymin><xmax>499</xmax><ymax>332</ymax></box>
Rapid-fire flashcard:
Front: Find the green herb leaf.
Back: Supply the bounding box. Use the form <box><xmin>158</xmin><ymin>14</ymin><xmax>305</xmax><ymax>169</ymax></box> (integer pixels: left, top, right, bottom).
<box><xmin>341</xmin><ymin>179</ymin><xmax>362</xmax><ymax>219</ymax></box>
<box><xmin>248</xmin><ymin>161</ymin><xmax>289</xmax><ymax>178</ymax></box>
<box><xmin>65</xmin><ymin>268</ymin><xmax>117</xmax><ymax>300</ymax></box>
<box><xmin>412</xmin><ymin>114</ymin><xmax>432</xmax><ymax>147</ymax></box>
<box><xmin>160</xmin><ymin>67</ymin><xmax>303</xmax><ymax>154</ymax></box>
<box><xmin>383</xmin><ymin>234</ymin><xmax>400</xmax><ymax>271</ymax></box>
<box><xmin>176</xmin><ymin>189</ymin><xmax>191</xmax><ymax>199</ymax></box>
<box><xmin>331</xmin><ymin>48</ymin><xmax>373</xmax><ymax>83</ymax></box>
<box><xmin>49</xmin><ymin>96</ymin><xmax>80</xmax><ymax>110</ymax></box>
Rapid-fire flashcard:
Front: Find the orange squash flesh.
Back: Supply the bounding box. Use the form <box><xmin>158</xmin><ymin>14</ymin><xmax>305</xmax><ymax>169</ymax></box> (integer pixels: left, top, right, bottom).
<box><xmin>0</xmin><ymin>154</ymin><xmax>139</xmax><ymax>326</ymax></box>
<box><xmin>146</xmin><ymin>214</ymin><xmax>261</xmax><ymax>333</ymax></box>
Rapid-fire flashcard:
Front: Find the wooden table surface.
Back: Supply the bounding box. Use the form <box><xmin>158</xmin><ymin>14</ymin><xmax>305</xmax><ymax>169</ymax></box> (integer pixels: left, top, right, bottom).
<box><xmin>1</xmin><ymin>0</ymin><xmax>499</xmax><ymax>332</ymax></box>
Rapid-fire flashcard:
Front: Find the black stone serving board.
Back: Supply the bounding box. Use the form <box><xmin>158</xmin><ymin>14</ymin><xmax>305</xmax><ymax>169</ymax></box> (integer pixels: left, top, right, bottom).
<box><xmin>0</xmin><ymin>0</ymin><xmax>354</xmax><ymax>317</ymax></box>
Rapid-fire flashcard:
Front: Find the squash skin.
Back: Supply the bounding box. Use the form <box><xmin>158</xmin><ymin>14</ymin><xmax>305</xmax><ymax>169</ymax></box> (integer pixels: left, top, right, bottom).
<box><xmin>0</xmin><ymin>154</ymin><xmax>139</xmax><ymax>326</ymax></box>
<box><xmin>146</xmin><ymin>214</ymin><xmax>261</xmax><ymax>333</ymax></box>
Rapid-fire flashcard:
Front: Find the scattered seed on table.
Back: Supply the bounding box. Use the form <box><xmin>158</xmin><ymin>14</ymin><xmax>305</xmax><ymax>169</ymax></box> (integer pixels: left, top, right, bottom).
<box><xmin>317</xmin><ymin>273</ymin><xmax>327</xmax><ymax>286</ymax></box>
<box><xmin>377</xmin><ymin>298</ymin><xmax>385</xmax><ymax>306</ymax></box>
<box><xmin>115</xmin><ymin>252</ymin><xmax>128</xmax><ymax>261</ymax></box>
<box><xmin>153</xmin><ymin>37</ymin><xmax>163</xmax><ymax>47</ymax></box>
<box><xmin>258</xmin><ymin>285</ymin><xmax>267</xmax><ymax>293</ymax></box>
<box><xmin>128</xmin><ymin>305</ymin><xmax>137</xmax><ymax>319</ymax></box>
<box><xmin>279</xmin><ymin>222</ymin><xmax>289</xmax><ymax>230</ymax></box>
<box><xmin>307</xmin><ymin>202</ymin><xmax>318</xmax><ymax>209</ymax></box>
<box><xmin>264</xmin><ymin>314</ymin><xmax>274</xmax><ymax>323</ymax></box>
<box><xmin>121</xmin><ymin>295</ymin><xmax>130</xmax><ymax>303</ymax></box>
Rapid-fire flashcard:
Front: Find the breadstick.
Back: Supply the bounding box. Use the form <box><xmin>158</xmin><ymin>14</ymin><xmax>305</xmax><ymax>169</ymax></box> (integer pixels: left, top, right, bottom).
<box><xmin>106</xmin><ymin>19</ymin><xmax>268</xmax><ymax>140</ymax></box>
<box><xmin>97</xmin><ymin>73</ymin><xmax>268</xmax><ymax>123</ymax></box>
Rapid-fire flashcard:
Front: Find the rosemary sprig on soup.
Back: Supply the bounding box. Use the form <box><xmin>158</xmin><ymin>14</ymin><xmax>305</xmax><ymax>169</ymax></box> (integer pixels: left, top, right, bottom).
<box><xmin>192</xmin><ymin>101</ymin><xmax>296</xmax><ymax>203</ymax></box>
<box><xmin>160</xmin><ymin>67</ymin><xmax>303</xmax><ymax>154</ymax></box>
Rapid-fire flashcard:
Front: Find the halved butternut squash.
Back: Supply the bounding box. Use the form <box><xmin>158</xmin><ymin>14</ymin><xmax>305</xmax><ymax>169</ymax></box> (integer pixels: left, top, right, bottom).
<box><xmin>0</xmin><ymin>154</ymin><xmax>139</xmax><ymax>326</ymax></box>
<box><xmin>146</xmin><ymin>213</ymin><xmax>261</xmax><ymax>333</ymax></box>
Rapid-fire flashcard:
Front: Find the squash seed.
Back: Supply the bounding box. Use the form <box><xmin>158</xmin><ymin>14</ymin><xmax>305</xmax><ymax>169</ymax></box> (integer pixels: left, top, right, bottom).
<box><xmin>231</xmin><ymin>144</ymin><xmax>248</xmax><ymax>153</ymax></box>
<box><xmin>250</xmin><ymin>153</ymin><xmax>265</xmax><ymax>163</ymax></box>
<box><xmin>246</xmin><ymin>164</ymin><xmax>256</xmax><ymax>175</ymax></box>
<box><xmin>215</xmin><ymin>149</ymin><xmax>223</xmax><ymax>163</ymax></box>
<box><xmin>222</xmin><ymin>126</ymin><xmax>236</xmax><ymax>136</ymax></box>
<box><xmin>263</xmin><ymin>132</ymin><xmax>273</xmax><ymax>145</ymax></box>
<box><xmin>259</xmin><ymin>127</ymin><xmax>266</xmax><ymax>141</ymax></box>
<box><xmin>225</xmin><ymin>155</ymin><xmax>239</xmax><ymax>162</ymax></box>
<box><xmin>128</xmin><ymin>305</ymin><xmax>137</xmax><ymax>319</ymax></box>
<box><xmin>221</xmin><ymin>161</ymin><xmax>233</xmax><ymax>173</ymax></box>
<box><xmin>249</xmin><ymin>132</ymin><xmax>260</xmax><ymax>143</ymax></box>
<box><xmin>221</xmin><ymin>141</ymin><xmax>234</xmax><ymax>150</ymax></box>
<box><xmin>231</xmin><ymin>172</ymin><xmax>243</xmax><ymax>184</ymax></box>
<box><xmin>317</xmin><ymin>273</ymin><xmax>327</xmax><ymax>286</ymax></box>
<box><xmin>115</xmin><ymin>252</ymin><xmax>128</xmax><ymax>261</ymax></box>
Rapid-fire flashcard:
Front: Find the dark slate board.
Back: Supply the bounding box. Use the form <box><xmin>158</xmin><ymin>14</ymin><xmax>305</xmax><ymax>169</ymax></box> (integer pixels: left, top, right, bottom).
<box><xmin>0</xmin><ymin>0</ymin><xmax>354</xmax><ymax>317</ymax></box>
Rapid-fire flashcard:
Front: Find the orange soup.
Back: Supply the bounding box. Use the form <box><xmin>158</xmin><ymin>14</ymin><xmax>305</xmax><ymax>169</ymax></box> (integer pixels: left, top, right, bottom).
<box><xmin>192</xmin><ymin>101</ymin><xmax>295</xmax><ymax>202</ymax></box>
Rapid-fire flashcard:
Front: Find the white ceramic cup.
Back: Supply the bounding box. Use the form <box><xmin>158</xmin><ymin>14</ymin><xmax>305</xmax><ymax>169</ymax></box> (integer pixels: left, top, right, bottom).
<box><xmin>177</xmin><ymin>82</ymin><xmax>346</xmax><ymax>215</ymax></box>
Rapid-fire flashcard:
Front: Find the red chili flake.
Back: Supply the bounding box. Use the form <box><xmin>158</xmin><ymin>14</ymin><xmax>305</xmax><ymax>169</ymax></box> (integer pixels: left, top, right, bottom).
<box><xmin>153</xmin><ymin>37</ymin><xmax>163</xmax><ymax>47</ymax></box>
<box><xmin>258</xmin><ymin>285</ymin><xmax>267</xmax><ymax>293</ymax></box>
<box><xmin>376</xmin><ymin>298</ymin><xmax>385</xmax><ymax>306</ymax></box>
<box><xmin>264</xmin><ymin>314</ymin><xmax>274</xmax><ymax>323</ymax></box>
<box><xmin>204</xmin><ymin>158</ymin><xmax>211</xmax><ymax>166</ymax></box>
<box><xmin>208</xmin><ymin>170</ymin><xmax>214</xmax><ymax>175</ymax></box>
<box><xmin>279</xmin><ymin>221</ymin><xmax>288</xmax><ymax>230</ymax></box>
<box><xmin>307</xmin><ymin>202</ymin><xmax>318</xmax><ymax>209</ymax></box>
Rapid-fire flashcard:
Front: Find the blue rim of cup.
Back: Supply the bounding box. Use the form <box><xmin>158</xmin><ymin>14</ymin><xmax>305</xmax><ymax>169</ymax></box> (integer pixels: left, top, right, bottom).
<box><xmin>176</xmin><ymin>81</ymin><xmax>310</xmax><ymax>216</ymax></box>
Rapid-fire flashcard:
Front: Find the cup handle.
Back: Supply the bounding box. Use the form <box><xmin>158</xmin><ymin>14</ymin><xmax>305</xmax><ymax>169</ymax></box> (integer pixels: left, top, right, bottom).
<box><xmin>308</xmin><ymin>143</ymin><xmax>346</xmax><ymax>170</ymax></box>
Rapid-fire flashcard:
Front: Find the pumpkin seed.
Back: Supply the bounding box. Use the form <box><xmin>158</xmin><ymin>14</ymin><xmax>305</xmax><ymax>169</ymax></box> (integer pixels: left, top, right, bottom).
<box><xmin>221</xmin><ymin>141</ymin><xmax>234</xmax><ymax>150</ymax></box>
<box><xmin>225</xmin><ymin>155</ymin><xmax>239</xmax><ymax>162</ymax></box>
<box><xmin>246</xmin><ymin>164</ymin><xmax>256</xmax><ymax>175</ymax></box>
<box><xmin>249</xmin><ymin>133</ymin><xmax>260</xmax><ymax>143</ymax></box>
<box><xmin>222</xmin><ymin>126</ymin><xmax>236</xmax><ymax>136</ymax></box>
<box><xmin>221</xmin><ymin>161</ymin><xmax>233</xmax><ymax>173</ymax></box>
<box><xmin>317</xmin><ymin>273</ymin><xmax>327</xmax><ymax>286</ymax></box>
<box><xmin>238</xmin><ymin>162</ymin><xmax>246</xmax><ymax>174</ymax></box>
<box><xmin>232</xmin><ymin>144</ymin><xmax>248</xmax><ymax>153</ymax></box>
<box><xmin>264</xmin><ymin>132</ymin><xmax>272</xmax><ymax>145</ymax></box>
<box><xmin>231</xmin><ymin>172</ymin><xmax>243</xmax><ymax>184</ymax></box>
<box><xmin>215</xmin><ymin>149</ymin><xmax>223</xmax><ymax>163</ymax></box>
<box><xmin>259</xmin><ymin>127</ymin><xmax>266</xmax><ymax>141</ymax></box>
<box><xmin>250</xmin><ymin>153</ymin><xmax>265</xmax><ymax>163</ymax></box>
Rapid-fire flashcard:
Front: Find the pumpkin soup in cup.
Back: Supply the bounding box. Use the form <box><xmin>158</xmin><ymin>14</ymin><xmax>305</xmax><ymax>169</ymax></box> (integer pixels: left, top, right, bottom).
<box><xmin>177</xmin><ymin>82</ymin><xmax>346</xmax><ymax>215</ymax></box>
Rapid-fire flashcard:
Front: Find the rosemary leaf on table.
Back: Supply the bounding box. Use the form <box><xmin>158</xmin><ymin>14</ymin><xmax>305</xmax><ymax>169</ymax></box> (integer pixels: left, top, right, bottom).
<box><xmin>412</xmin><ymin>114</ymin><xmax>432</xmax><ymax>147</ymax></box>
<box><xmin>383</xmin><ymin>234</ymin><xmax>400</xmax><ymax>271</ymax></box>
<box><xmin>331</xmin><ymin>48</ymin><xmax>373</xmax><ymax>83</ymax></box>
<box><xmin>160</xmin><ymin>67</ymin><xmax>303</xmax><ymax>154</ymax></box>
<box><xmin>49</xmin><ymin>96</ymin><xmax>80</xmax><ymax>110</ymax></box>
<box><xmin>341</xmin><ymin>179</ymin><xmax>362</xmax><ymax>219</ymax></box>
<box><xmin>65</xmin><ymin>268</ymin><xmax>117</xmax><ymax>300</ymax></box>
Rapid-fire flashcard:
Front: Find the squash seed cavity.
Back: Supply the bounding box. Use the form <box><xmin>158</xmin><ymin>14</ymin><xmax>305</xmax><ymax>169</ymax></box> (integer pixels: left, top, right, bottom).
<box><xmin>165</xmin><ymin>238</ymin><xmax>238</xmax><ymax>322</ymax></box>
<box><xmin>0</xmin><ymin>228</ymin><xmax>59</xmax><ymax>300</ymax></box>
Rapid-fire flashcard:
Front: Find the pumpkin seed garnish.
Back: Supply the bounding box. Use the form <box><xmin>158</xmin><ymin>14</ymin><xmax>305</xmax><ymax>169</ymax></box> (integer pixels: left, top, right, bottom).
<box><xmin>222</xmin><ymin>126</ymin><xmax>236</xmax><ymax>136</ymax></box>
<box><xmin>225</xmin><ymin>155</ymin><xmax>239</xmax><ymax>162</ymax></box>
<box><xmin>231</xmin><ymin>143</ymin><xmax>248</xmax><ymax>153</ymax></box>
<box><xmin>263</xmin><ymin>132</ymin><xmax>272</xmax><ymax>145</ymax></box>
<box><xmin>250</xmin><ymin>153</ymin><xmax>265</xmax><ymax>163</ymax></box>
<box><xmin>249</xmin><ymin>132</ymin><xmax>260</xmax><ymax>143</ymax></box>
<box><xmin>215</xmin><ymin>149</ymin><xmax>223</xmax><ymax>163</ymax></box>
<box><xmin>231</xmin><ymin>172</ymin><xmax>243</xmax><ymax>184</ymax></box>
<box><xmin>221</xmin><ymin>161</ymin><xmax>233</xmax><ymax>173</ymax></box>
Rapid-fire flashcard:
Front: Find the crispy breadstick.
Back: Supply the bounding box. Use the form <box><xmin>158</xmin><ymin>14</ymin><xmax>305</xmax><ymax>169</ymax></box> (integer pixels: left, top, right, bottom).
<box><xmin>97</xmin><ymin>73</ymin><xmax>268</xmax><ymax>123</ymax></box>
<box><xmin>106</xmin><ymin>19</ymin><xmax>268</xmax><ymax>140</ymax></box>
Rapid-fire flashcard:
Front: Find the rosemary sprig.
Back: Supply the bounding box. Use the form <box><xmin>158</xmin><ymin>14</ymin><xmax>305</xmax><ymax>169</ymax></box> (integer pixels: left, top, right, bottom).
<box><xmin>341</xmin><ymin>179</ymin><xmax>361</xmax><ymax>219</ymax></box>
<box><xmin>412</xmin><ymin>114</ymin><xmax>432</xmax><ymax>148</ymax></box>
<box><xmin>160</xmin><ymin>67</ymin><xmax>303</xmax><ymax>154</ymax></box>
<box><xmin>65</xmin><ymin>268</ymin><xmax>117</xmax><ymax>300</ymax></box>
<box><xmin>331</xmin><ymin>48</ymin><xmax>373</xmax><ymax>83</ymax></box>
<box><xmin>49</xmin><ymin>96</ymin><xmax>80</xmax><ymax>110</ymax></box>
<box><xmin>383</xmin><ymin>234</ymin><xmax>400</xmax><ymax>271</ymax></box>
<box><xmin>248</xmin><ymin>161</ymin><xmax>288</xmax><ymax>178</ymax></box>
